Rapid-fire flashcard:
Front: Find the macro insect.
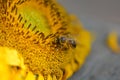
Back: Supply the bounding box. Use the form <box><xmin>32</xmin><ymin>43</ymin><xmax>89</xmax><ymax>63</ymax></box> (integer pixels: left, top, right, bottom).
<box><xmin>0</xmin><ymin>0</ymin><xmax>91</xmax><ymax>80</ymax></box>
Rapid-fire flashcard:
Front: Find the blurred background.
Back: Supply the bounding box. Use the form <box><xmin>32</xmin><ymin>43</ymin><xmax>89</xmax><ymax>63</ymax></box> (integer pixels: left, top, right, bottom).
<box><xmin>58</xmin><ymin>0</ymin><xmax>120</xmax><ymax>80</ymax></box>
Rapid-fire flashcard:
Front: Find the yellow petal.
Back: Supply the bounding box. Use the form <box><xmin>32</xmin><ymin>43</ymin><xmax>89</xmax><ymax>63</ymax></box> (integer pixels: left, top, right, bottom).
<box><xmin>47</xmin><ymin>74</ymin><xmax>52</xmax><ymax>80</ymax></box>
<box><xmin>38</xmin><ymin>74</ymin><xmax>44</xmax><ymax>80</ymax></box>
<box><xmin>25</xmin><ymin>72</ymin><xmax>36</xmax><ymax>80</ymax></box>
<box><xmin>107</xmin><ymin>32</ymin><xmax>120</xmax><ymax>53</ymax></box>
<box><xmin>0</xmin><ymin>60</ymin><xmax>10</xmax><ymax>80</ymax></box>
<box><xmin>53</xmin><ymin>75</ymin><xmax>57</xmax><ymax>80</ymax></box>
<box><xmin>0</xmin><ymin>47</ymin><xmax>27</xmax><ymax>80</ymax></box>
<box><xmin>63</xmin><ymin>63</ymin><xmax>73</xmax><ymax>79</ymax></box>
<box><xmin>71</xmin><ymin>59</ymin><xmax>79</xmax><ymax>72</ymax></box>
<box><xmin>0</xmin><ymin>47</ymin><xmax>24</xmax><ymax>67</ymax></box>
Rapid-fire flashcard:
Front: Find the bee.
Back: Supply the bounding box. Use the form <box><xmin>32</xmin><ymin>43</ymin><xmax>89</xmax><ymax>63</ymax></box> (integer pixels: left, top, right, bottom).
<box><xmin>59</xmin><ymin>36</ymin><xmax>76</xmax><ymax>49</ymax></box>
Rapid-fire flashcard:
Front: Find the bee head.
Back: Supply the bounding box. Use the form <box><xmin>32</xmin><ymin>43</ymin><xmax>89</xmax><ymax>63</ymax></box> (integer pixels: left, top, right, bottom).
<box><xmin>58</xmin><ymin>36</ymin><xmax>76</xmax><ymax>49</ymax></box>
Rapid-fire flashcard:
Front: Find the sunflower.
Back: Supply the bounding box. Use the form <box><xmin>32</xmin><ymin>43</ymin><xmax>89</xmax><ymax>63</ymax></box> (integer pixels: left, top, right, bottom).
<box><xmin>0</xmin><ymin>0</ymin><xmax>92</xmax><ymax>80</ymax></box>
